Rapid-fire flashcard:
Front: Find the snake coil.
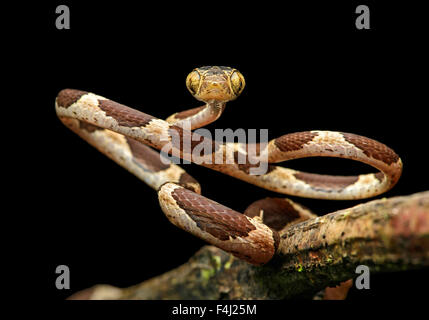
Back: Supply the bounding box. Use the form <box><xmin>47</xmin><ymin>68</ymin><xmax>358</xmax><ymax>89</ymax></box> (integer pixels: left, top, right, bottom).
<box><xmin>56</xmin><ymin>66</ymin><xmax>402</xmax><ymax>265</ymax></box>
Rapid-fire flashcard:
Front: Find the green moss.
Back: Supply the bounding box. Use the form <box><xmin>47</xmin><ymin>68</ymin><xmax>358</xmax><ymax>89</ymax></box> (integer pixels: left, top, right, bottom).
<box><xmin>201</xmin><ymin>268</ymin><xmax>215</xmax><ymax>281</ymax></box>
<box><xmin>224</xmin><ymin>255</ymin><xmax>234</xmax><ymax>270</ymax></box>
<box><xmin>200</xmin><ymin>255</ymin><xmax>223</xmax><ymax>283</ymax></box>
<box><xmin>213</xmin><ymin>255</ymin><xmax>222</xmax><ymax>271</ymax></box>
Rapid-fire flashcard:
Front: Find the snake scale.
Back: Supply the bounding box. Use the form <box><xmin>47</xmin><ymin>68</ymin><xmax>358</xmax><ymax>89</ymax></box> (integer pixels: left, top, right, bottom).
<box><xmin>56</xmin><ymin>66</ymin><xmax>402</xmax><ymax>265</ymax></box>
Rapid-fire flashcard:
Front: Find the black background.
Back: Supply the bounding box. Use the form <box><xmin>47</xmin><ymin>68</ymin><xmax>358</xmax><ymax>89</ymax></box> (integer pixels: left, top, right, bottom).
<box><xmin>38</xmin><ymin>1</ymin><xmax>428</xmax><ymax>303</ymax></box>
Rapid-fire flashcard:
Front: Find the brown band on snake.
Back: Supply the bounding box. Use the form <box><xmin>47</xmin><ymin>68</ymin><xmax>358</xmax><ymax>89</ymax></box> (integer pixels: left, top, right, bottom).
<box><xmin>294</xmin><ymin>172</ymin><xmax>359</xmax><ymax>190</ymax></box>
<box><xmin>160</xmin><ymin>184</ymin><xmax>277</xmax><ymax>265</ymax></box>
<box><xmin>79</xmin><ymin>121</ymin><xmax>103</xmax><ymax>133</ymax></box>
<box><xmin>342</xmin><ymin>133</ymin><xmax>400</xmax><ymax>165</ymax></box>
<box><xmin>57</xmin><ymin>89</ymin><xmax>88</xmax><ymax>108</ymax></box>
<box><xmin>171</xmin><ymin>187</ymin><xmax>256</xmax><ymax>241</ymax></box>
<box><xmin>244</xmin><ymin>198</ymin><xmax>301</xmax><ymax>231</ymax></box>
<box><xmin>168</xmin><ymin>125</ymin><xmax>221</xmax><ymax>157</ymax></box>
<box><xmin>126</xmin><ymin>137</ymin><xmax>171</xmax><ymax>172</ymax></box>
<box><xmin>374</xmin><ymin>172</ymin><xmax>385</xmax><ymax>183</ymax></box>
<box><xmin>178</xmin><ymin>173</ymin><xmax>201</xmax><ymax>194</ymax></box>
<box><xmin>98</xmin><ymin>99</ymin><xmax>155</xmax><ymax>128</ymax></box>
<box><xmin>234</xmin><ymin>151</ymin><xmax>258</xmax><ymax>174</ymax></box>
<box><xmin>233</xmin><ymin>151</ymin><xmax>274</xmax><ymax>175</ymax></box>
<box><xmin>173</xmin><ymin>106</ymin><xmax>206</xmax><ymax>120</ymax></box>
<box><xmin>274</xmin><ymin>131</ymin><xmax>319</xmax><ymax>152</ymax></box>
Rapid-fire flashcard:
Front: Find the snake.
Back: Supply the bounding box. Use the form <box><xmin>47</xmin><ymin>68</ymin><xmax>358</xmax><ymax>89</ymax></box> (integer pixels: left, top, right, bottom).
<box><xmin>55</xmin><ymin>66</ymin><xmax>403</xmax><ymax>265</ymax></box>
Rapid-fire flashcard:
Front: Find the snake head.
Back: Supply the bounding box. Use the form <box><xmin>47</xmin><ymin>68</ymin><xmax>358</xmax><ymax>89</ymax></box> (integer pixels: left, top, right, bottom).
<box><xmin>186</xmin><ymin>66</ymin><xmax>245</xmax><ymax>102</ymax></box>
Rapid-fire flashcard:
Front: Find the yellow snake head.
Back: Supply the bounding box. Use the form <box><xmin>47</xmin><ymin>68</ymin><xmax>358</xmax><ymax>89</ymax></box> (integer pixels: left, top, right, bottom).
<box><xmin>186</xmin><ymin>66</ymin><xmax>245</xmax><ymax>102</ymax></box>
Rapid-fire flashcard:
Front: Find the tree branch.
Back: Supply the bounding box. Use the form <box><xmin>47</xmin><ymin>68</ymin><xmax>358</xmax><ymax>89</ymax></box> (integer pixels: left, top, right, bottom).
<box><xmin>68</xmin><ymin>191</ymin><xmax>429</xmax><ymax>300</ymax></box>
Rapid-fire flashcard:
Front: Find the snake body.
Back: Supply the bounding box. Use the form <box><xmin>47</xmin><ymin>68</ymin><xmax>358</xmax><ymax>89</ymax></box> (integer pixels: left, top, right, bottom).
<box><xmin>56</xmin><ymin>66</ymin><xmax>402</xmax><ymax>265</ymax></box>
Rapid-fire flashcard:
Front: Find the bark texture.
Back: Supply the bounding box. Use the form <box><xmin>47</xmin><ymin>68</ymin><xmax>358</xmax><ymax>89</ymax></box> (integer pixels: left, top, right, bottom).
<box><xmin>68</xmin><ymin>191</ymin><xmax>429</xmax><ymax>300</ymax></box>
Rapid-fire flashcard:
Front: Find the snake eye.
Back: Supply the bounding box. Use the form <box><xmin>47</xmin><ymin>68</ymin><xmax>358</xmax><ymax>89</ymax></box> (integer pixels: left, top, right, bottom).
<box><xmin>230</xmin><ymin>70</ymin><xmax>245</xmax><ymax>96</ymax></box>
<box><xmin>186</xmin><ymin>71</ymin><xmax>201</xmax><ymax>96</ymax></box>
